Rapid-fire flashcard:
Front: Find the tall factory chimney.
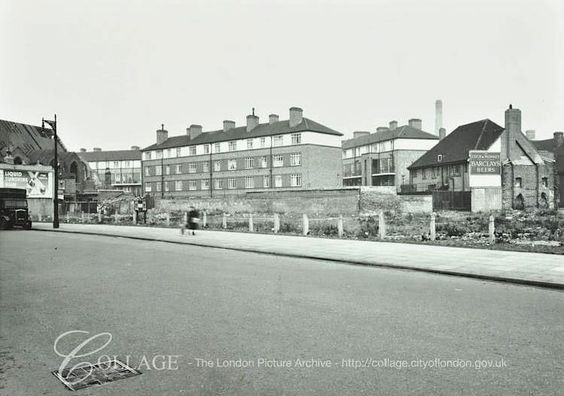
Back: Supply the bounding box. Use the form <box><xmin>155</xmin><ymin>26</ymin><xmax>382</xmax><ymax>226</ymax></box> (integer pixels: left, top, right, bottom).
<box><xmin>435</xmin><ymin>99</ymin><xmax>443</xmax><ymax>136</ymax></box>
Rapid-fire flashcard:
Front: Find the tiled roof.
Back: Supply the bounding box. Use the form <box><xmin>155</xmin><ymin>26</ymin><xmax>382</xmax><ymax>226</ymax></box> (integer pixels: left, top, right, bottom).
<box><xmin>27</xmin><ymin>150</ymin><xmax>79</xmax><ymax>165</ymax></box>
<box><xmin>408</xmin><ymin>119</ymin><xmax>504</xmax><ymax>169</ymax></box>
<box><xmin>0</xmin><ymin>119</ymin><xmax>66</xmax><ymax>155</ymax></box>
<box><xmin>142</xmin><ymin>117</ymin><xmax>342</xmax><ymax>151</ymax></box>
<box><xmin>530</xmin><ymin>138</ymin><xmax>555</xmax><ymax>153</ymax></box>
<box><xmin>78</xmin><ymin>149</ymin><xmax>142</xmax><ymax>162</ymax></box>
<box><xmin>341</xmin><ymin>125</ymin><xmax>438</xmax><ymax>150</ymax></box>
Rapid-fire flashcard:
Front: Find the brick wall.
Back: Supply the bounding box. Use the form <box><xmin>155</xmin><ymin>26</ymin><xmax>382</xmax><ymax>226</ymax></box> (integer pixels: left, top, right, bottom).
<box><xmin>502</xmin><ymin>163</ymin><xmax>554</xmax><ymax>209</ymax></box>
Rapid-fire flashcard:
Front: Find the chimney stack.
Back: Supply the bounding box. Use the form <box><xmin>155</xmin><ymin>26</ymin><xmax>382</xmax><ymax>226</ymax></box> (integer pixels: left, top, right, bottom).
<box><xmin>389</xmin><ymin>121</ymin><xmax>398</xmax><ymax>130</ymax></box>
<box><xmin>435</xmin><ymin>99</ymin><xmax>443</xmax><ymax>136</ymax></box>
<box><xmin>376</xmin><ymin>127</ymin><xmax>390</xmax><ymax>133</ymax></box>
<box><xmin>156</xmin><ymin>124</ymin><xmax>168</xmax><ymax>145</ymax></box>
<box><xmin>188</xmin><ymin>124</ymin><xmax>203</xmax><ymax>140</ymax></box>
<box><xmin>554</xmin><ymin>131</ymin><xmax>564</xmax><ymax>148</ymax></box>
<box><xmin>502</xmin><ymin>104</ymin><xmax>521</xmax><ymax>162</ymax></box>
<box><xmin>439</xmin><ymin>127</ymin><xmax>446</xmax><ymax>140</ymax></box>
<box><xmin>289</xmin><ymin>107</ymin><xmax>303</xmax><ymax>128</ymax></box>
<box><xmin>269</xmin><ymin>114</ymin><xmax>279</xmax><ymax>124</ymax></box>
<box><xmin>525</xmin><ymin>130</ymin><xmax>536</xmax><ymax>140</ymax></box>
<box><xmin>408</xmin><ymin>118</ymin><xmax>422</xmax><ymax>130</ymax></box>
<box><xmin>246</xmin><ymin>114</ymin><xmax>259</xmax><ymax>132</ymax></box>
<box><xmin>353</xmin><ymin>131</ymin><xmax>370</xmax><ymax>139</ymax></box>
<box><xmin>222</xmin><ymin>120</ymin><xmax>236</xmax><ymax>132</ymax></box>
<box><xmin>93</xmin><ymin>147</ymin><xmax>102</xmax><ymax>152</ymax></box>
<box><xmin>80</xmin><ymin>148</ymin><xmax>86</xmax><ymax>152</ymax></box>
<box><xmin>130</xmin><ymin>145</ymin><xmax>140</xmax><ymax>151</ymax></box>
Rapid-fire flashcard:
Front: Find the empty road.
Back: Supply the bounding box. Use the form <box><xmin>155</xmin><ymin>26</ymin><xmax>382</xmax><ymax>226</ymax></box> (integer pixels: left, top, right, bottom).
<box><xmin>1</xmin><ymin>230</ymin><xmax>562</xmax><ymax>395</ymax></box>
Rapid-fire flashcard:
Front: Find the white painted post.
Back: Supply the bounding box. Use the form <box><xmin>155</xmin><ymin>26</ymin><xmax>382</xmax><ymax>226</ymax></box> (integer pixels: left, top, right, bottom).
<box><xmin>183</xmin><ymin>212</ymin><xmax>188</xmax><ymax>225</ymax></box>
<box><xmin>38</xmin><ymin>214</ymin><xmax>42</xmax><ymax>222</ymax></box>
<box><xmin>273</xmin><ymin>213</ymin><xmax>280</xmax><ymax>233</ymax></box>
<box><xmin>81</xmin><ymin>212</ymin><xmax>85</xmax><ymax>223</ymax></box>
<box><xmin>303</xmin><ymin>214</ymin><xmax>309</xmax><ymax>236</ymax></box>
<box><xmin>430</xmin><ymin>212</ymin><xmax>436</xmax><ymax>241</ymax></box>
<box><xmin>166</xmin><ymin>213</ymin><xmax>170</xmax><ymax>226</ymax></box>
<box><xmin>98</xmin><ymin>212</ymin><xmax>102</xmax><ymax>223</ymax></box>
<box><xmin>203</xmin><ymin>212</ymin><xmax>207</xmax><ymax>227</ymax></box>
<box><xmin>249</xmin><ymin>214</ymin><xmax>254</xmax><ymax>232</ymax></box>
<box><xmin>66</xmin><ymin>213</ymin><xmax>70</xmax><ymax>223</ymax></box>
<box><xmin>378</xmin><ymin>211</ymin><xmax>386</xmax><ymax>238</ymax></box>
<box><xmin>337</xmin><ymin>215</ymin><xmax>344</xmax><ymax>238</ymax></box>
<box><xmin>133</xmin><ymin>210</ymin><xmax>137</xmax><ymax>224</ymax></box>
<box><xmin>114</xmin><ymin>213</ymin><xmax>119</xmax><ymax>223</ymax></box>
<box><xmin>489</xmin><ymin>214</ymin><xmax>495</xmax><ymax>243</ymax></box>
<box><xmin>222</xmin><ymin>213</ymin><xmax>227</xmax><ymax>229</ymax></box>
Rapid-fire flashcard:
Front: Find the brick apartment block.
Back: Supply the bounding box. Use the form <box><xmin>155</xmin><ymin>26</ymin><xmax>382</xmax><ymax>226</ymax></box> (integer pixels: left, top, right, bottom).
<box><xmin>141</xmin><ymin>107</ymin><xmax>343</xmax><ymax>198</ymax></box>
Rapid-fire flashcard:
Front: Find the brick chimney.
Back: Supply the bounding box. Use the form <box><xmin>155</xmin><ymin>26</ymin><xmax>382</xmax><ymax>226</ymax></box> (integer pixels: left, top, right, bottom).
<box><xmin>246</xmin><ymin>114</ymin><xmax>259</xmax><ymax>132</ymax></box>
<box><xmin>156</xmin><ymin>124</ymin><xmax>168</xmax><ymax>145</ymax></box>
<box><xmin>376</xmin><ymin>127</ymin><xmax>390</xmax><ymax>133</ymax></box>
<box><xmin>554</xmin><ymin>131</ymin><xmax>564</xmax><ymax>148</ymax></box>
<box><xmin>525</xmin><ymin>130</ymin><xmax>536</xmax><ymax>140</ymax></box>
<box><xmin>269</xmin><ymin>114</ymin><xmax>279</xmax><ymax>124</ymax></box>
<box><xmin>289</xmin><ymin>107</ymin><xmax>303</xmax><ymax>128</ymax></box>
<box><xmin>188</xmin><ymin>124</ymin><xmax>203</xmax><ymax>140</ymax></box>
<box><xmin>502</xmin><ymin>104</ymin><xmax>521</xmax><ymax>162</ymax></box>
<box><xmin>439</xmin><ymin>127</ymin><xmax>446</xmax><ymax>140</ymax></box>
<box><xmin>353</xmin><ymin>131</ymin><xmax>370</xmax><ymax>139</ymax></box>
<box><xmin>389</xmin><ymin>121</ymin><xmax>398</xmax><ymax>130</ymax></box>
<box><xmin>93</xmin><ymin>147</ymin><xmax>102</xmax><ymax>152</ymax></box>
<box><xmin>408</xmin><ymin>119</ymin><xmax>422</xmax><ymax>130</ymax></box>
<box><xmin>80</xmin><ymin>148</ymin><xmax>86</xmax><ymax>152</ymax></box>
<box><xmin>130</xmin><ymin>145</ymin><xmax>140</xmax><ymax>150</ymax></box>
<box><xmin>223</xmin><ymin>120</ymin><xmax>235</xmax><ymax>132</ymax></box>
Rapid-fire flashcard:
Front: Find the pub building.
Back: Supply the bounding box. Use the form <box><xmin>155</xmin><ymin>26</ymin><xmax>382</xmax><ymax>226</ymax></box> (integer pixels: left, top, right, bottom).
<box><xmin>406</xmin><ymin>105</ymin><xmax>556</xmax><ymax>211</ymax></box>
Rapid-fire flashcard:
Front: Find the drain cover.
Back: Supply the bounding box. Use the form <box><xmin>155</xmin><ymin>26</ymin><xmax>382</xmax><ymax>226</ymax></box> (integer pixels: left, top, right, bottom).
<box><xmin>52</xmin><ymin>359</ymin><xmax>141</xmax><ymax>391</ymax></box>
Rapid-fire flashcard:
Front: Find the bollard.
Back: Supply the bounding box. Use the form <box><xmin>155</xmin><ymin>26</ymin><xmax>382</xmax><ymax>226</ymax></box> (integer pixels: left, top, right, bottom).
<box><xmin>203</xmin><ymin>212</ymin><xmax>207</xmax><ymax>228</ymax></box>
<box><xmin>222</xmin><ymin>213</ymin><xmax>227</xmax><ymax>229</ymax></box>
<box><xmin>273</xmin><ymin>213</ymin><xmax>280</xmax><ymax>233</ymax></box>
<box><xmin>81</xmin><ymin>212</ymin><xmax>85</xmax><ymax>223</ymax></box>
<box><xmin>378</xmin><ymin>211</ymin><xmax>386</xmax><ymax>238</ymax></box>
<box><xmin>489</xmin><ymin>214</ymin><xmax>495</xmax><ymax>243</ymax></box>
<box><xmin>133</xmin><ymin>210</ymin><xmax>137</xmax><ymax>224</ymax></box>
<box><xmin>98</xmin><ymin>212</ymin><xmax>102</xmax><ymax>223</ymax></box>
<box><xmin>166</xmin><ymin>213</ymin><xmax>170</xmax><ymax>227</ymax></box>
<box><xmin>430</xmin><ymin>212</ymin><xmax>436</xmax><ymax>241</ymax></box>
<box><xmin>302</xmin><ymin>213</ymin><xmax>309</xmax><ymax>236</ymax></box>
<box><xmin>249</xmin><ymin>214</ymin><xmax>254</xmax><ymax>232</ymax></box>
<box><xmin>337</xmin><ymin>215</ymin><xmax>344</xmax><ymax>238</ymax></box>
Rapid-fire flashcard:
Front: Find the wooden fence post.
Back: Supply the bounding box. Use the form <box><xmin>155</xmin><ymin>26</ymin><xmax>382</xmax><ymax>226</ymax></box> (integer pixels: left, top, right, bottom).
<box><xmin>114</xmin><ymin>213</ymin><xmax>119</xmax><ymax>223</ymax></box>
<box><xmin>378</xmin><ymin>211</ymin><xmax>386</xmax><ymax>238</ymax></box>
<box><xmin>203</xmin><ymin>212</ymin><xmax>207</xmax><ymax>227</ymax></box>
<box><xmin>489</xmin><ymin>214</ymin><xmax>495</xmax><ymax>243</ymax></box>
<box><xmin>273</xmin><ymin>213</ymin><xmax>280</xmax><ymax>233</ymax></box>
<box><xmin>337</xmin><ymin>215</ymin><xmax>344</xmax><ymax>238</ymax></box>
<box><xmin>133</xmin><ymin>210</ymin><xmax>137</xmax><ymax>224</ymax></box>
<box><xmin>222</xmin><ymin>213</ymin><xmax>227</xmax><ymax>229</ymax></box>
<box><xmin>98</xmin><ymin>212</ymin><xmax>102</xmax><ymax>223</ymax></box>
<box><xmin>249</xmin><ymin>214</ymin><xmax>254</xmax><ymax>232</ymax></box>
<box><xmin>430</xmin><ymin>212</ymin><xmax>436</xmax><ymax>241</ymax></box>
<box><xmin>166</xmin><ymin>213</ymin><xmax>170</xmax><ymax>226</ymax></box>
<box><xmin>302</xmin><ymin>214</ymin><xmax>309</xmax><ymax>236</ymax></box>
<box><xmin>81</xmin><ymin>212</ymin><xmax>85</xmax><ymax>223</ymax></box>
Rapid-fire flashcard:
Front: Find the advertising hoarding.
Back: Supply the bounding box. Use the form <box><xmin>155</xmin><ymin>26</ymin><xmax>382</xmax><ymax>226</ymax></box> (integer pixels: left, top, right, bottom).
<box><xmin>0</xmin><ymin>169</ymin><xmax>53</xmax><ymax>198</ymax></box>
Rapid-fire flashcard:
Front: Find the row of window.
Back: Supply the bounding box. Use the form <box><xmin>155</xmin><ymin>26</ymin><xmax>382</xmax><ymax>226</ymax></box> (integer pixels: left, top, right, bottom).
<box><xmin>420</xmin><ymin>164</ymin><xmax>464</xmax><ymax>179</ymax></box>
<box><xmin>343</xmin><ymin>140</ymin><xmax>394</xmax><ymax>159</ymax></box>
<box><xmin>144</xmin><ymin>153</ymin><xmax>302</xmax><ymax>176</ymax></box>
<box><xmin>145</xmin><ymin>174</ymin><xmax>303</xmax><ymax>192</ymax></box>
<box><xmin>515</xmin><ymin>177</ymin><xmax>549</xmax><ymax>188</ymax></box>
<box><xmin>88</xmin><ymin>160</ymin><xmax>141</xmax><ymax>170</ymax></box>
<box><xmin>144</xmin><ymin>133</ymin><xmax>303</xmax><ymax>160</ymax></box>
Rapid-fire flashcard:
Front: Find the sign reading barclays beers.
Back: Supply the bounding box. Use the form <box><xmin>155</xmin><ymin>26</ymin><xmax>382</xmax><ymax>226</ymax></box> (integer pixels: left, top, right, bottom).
<box><xmin>469</xmin><ymin>151</ymin><xmax>501</xmax><ymax>175</ymax></box>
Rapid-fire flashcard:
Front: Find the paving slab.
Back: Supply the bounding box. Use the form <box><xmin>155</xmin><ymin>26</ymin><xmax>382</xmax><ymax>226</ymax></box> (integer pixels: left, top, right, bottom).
<box><xmin>32</xmin><ymin>223</ymin><xmax>564</xmax><ymax>289</ymax></box>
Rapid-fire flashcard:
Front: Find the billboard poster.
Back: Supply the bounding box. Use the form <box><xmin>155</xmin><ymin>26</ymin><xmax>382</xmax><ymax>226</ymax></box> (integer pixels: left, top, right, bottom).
<box><xmin>469</xmin><ymin>151</ymin><xmax>501</xmax><ymax>175</ymax></box>
<box><xmin>0</xmin><ymin>169</ymin><xmax>53</xmax><ymax>198</ymax></box>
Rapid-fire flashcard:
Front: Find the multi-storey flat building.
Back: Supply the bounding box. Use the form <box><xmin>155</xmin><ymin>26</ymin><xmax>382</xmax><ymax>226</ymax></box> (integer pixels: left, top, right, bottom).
<box><xmin>341</xmin><ymin>119</ymin><xmax>439</xmax><ymax>188</ymax></box>
<box><xmin>141</xmin><ymin>107</ymin><xmax>343</xmax><ymax>197</ymax></box>
<box><xmin>78</xmin><ymin>147</ymin><xmax>143</xmax><ymax>195</ymax></box>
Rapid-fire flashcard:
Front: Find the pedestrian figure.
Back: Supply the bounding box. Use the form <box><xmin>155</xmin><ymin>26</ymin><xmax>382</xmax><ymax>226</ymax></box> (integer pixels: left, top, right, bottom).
<box><xmin>182</xmin><ymin>206</ymin><xmax>200</xmax><ymax>236</ymax></box>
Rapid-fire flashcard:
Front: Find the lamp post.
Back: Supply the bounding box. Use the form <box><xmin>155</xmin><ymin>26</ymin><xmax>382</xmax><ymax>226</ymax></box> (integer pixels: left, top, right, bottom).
<box><xmin>43</xmin><ymin>115</ymin><xmax>59</xmax><ymax>228</ymax></box>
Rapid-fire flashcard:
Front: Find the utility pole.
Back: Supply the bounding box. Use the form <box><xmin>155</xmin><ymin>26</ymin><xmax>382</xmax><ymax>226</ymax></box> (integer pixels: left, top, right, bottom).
<box><xmin>43</xmin><ymin>115</ymin><xmax>59</xmax><ymax>228</ymax></box>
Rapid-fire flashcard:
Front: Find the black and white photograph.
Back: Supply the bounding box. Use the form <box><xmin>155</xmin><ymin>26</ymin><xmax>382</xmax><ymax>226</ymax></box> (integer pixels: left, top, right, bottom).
<box><xmin>1</xmin><ymin>0</ymin><xmax>563</xmax><ymax>394</ymax></box>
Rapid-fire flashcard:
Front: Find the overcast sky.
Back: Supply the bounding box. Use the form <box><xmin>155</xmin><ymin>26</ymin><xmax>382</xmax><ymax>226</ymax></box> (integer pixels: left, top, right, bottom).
<box><xmin>1</xmin><ymin>0</ymin><xmax>563</xmax><ymax>151</ymax></box>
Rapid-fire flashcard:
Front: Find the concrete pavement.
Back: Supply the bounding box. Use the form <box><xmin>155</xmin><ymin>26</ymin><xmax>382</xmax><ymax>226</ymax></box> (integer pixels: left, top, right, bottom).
<box><xmin>33</xmin><ymin>223</ymin><xmax>564</xmax><ymax>289</ymax></box>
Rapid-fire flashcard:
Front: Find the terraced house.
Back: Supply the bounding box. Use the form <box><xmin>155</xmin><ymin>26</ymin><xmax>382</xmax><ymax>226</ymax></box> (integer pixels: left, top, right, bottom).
<box><xmin>141</xmin><ymin>107</ymin><xmax>343</xmax><ymax>197</ymax></box>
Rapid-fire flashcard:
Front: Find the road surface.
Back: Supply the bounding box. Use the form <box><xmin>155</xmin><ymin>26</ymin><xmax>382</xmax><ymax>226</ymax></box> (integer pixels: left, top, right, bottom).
<box><xmin>1</xmin><ymin>230</ymin><xmax>562</xmax><ymax>395</ymax></box>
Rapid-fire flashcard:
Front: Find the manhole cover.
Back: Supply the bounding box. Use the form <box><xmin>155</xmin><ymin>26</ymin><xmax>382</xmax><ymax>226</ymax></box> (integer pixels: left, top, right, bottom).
<box><xmin>52</xmin><ymin>359</ymin><xmax>141</xmax><ymax>391</ymax></box>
